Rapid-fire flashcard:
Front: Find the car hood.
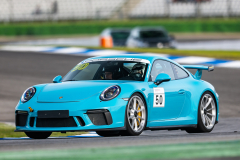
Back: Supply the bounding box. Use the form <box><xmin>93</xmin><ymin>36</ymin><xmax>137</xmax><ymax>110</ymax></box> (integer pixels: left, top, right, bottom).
<box><xmin>37</xmin><ymin>80</ymin><xmax>128</xmax><ymax>103</ymax></box>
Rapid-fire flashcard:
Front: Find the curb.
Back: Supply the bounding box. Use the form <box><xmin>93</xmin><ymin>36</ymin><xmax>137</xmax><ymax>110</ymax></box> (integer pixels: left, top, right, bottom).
<box><xmin>0</xmin><ymin>132</ymin><xmax>100</xmax><ymax>140</ymax></box>
<box><xmin>1</xmin><ymin>46</ymin><xmax>240</xmax><ymax>68</ymax></box>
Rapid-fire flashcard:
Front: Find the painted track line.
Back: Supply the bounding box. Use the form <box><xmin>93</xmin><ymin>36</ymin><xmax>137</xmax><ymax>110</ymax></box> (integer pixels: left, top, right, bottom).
<box><xmin>0</xmin><ymin>132</ymin><xmax>100</xmax><ymax>140</ymax></box>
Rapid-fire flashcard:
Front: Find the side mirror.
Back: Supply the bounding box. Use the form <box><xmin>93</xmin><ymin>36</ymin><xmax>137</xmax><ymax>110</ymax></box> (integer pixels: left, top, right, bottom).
<box><xmin>53</xmin><ymin>75</ymin><xmax>62</xmax><ymax>83</ymax></box>
<box><xmin>154</xmin><ymin>73</ymin><xmax>171</xmax><ymax>85</ymax></box>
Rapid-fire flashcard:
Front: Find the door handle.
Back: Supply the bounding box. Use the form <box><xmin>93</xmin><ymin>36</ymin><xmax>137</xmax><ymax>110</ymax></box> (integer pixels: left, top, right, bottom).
<box><xmin>178</xmin><ymin>89</ymin><xmax>185</xmax><ymax>94</ymax></box>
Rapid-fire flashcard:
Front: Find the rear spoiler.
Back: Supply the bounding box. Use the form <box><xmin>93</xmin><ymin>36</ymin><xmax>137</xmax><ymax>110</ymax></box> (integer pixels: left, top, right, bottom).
<box><xmin>182</xmin><ymin>65</ymin><xmax>214</xmax><ymax>80</ymax></box>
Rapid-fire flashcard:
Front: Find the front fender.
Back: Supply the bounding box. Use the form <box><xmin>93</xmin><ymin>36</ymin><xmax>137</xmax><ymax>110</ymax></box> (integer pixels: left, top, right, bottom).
<box><xmin>118</xmin><ymin>82</ymin><xmax>150</xmax><ymax>118</ymax></box>
<box><xmin>16</xmin><ymin>84</ymin><xmax>48</xmax><ymax>109</ymax></box>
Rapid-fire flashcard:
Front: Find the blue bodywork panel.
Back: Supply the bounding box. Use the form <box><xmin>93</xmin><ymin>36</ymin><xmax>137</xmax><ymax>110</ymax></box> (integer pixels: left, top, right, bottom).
<box><xmin>15</xmin><ymin>54</ymin><xmax>219</xmax><ymax>132</ymax></box>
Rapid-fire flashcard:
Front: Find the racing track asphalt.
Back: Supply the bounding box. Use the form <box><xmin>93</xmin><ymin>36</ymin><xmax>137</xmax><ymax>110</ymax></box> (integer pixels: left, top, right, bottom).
<box><xmin>0</xmin><ymin>117</ymin><xmax>240</xmax><ymax>151</ymax></box>
<box><xmin>0</xmin><ymin>50</ymin><xmax>240</xmax><ymax>151</ymax></box>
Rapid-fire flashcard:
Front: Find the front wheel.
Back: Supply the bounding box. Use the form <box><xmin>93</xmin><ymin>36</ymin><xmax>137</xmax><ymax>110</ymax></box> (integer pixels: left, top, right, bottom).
<box><xmin>186</xmin><ymin>92</ymin><xmax>217</xmax><ymax>133</ymax></box>
<box><xmin>25</xmin><ymin>132</ymin><xmax>52</xmax><ymax>139</ymax></box>
<box><xmin>121</xmin><ymin>93</ymin><xmax>147</xmax><ymax>136</ymax></box>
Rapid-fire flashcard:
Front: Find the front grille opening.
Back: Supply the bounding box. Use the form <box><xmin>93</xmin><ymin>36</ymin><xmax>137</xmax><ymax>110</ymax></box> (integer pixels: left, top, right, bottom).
<box><xmin>29</xmin><ymin>117</ymin><xmax>35</xmax><ymax>127</ymax></box>
<box><xmin>76</xmin><ymin>116</ymin><xmax>85</xmax><ymax>126</ymax></box>
<box><xmin>36</xmin><ymin>117</ymin><xmax>77</xmax><ymax>127</ymax></box>
<box><xmin>15</xmin><ymin>111</ymin><xmax>28</xmax><ymax>126</ymax></box>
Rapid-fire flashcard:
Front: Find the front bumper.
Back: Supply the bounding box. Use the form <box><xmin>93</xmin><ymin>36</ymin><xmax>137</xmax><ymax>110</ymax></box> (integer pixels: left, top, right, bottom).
<box><xmin>15</xmin><ymin>97</ymin><xmax>128</xmax><ymax>132</ymax></box>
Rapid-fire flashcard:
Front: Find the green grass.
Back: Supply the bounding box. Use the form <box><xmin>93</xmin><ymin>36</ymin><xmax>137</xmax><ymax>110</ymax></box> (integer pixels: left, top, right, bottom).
<box><xmin>0</xmin><ymin>18</ymin><xmax>240</xmax><ymax>36</ymax></box>
<box><xmin>78</xmin><ymin>46</ymin><xmax>240</xmax><ymax>61</ymax></box>
<box><xmin>0</xmin><ymin>140</ymin><xmax>240</xmax><ymax>159</ymax></box>
<box><xmin>0</xmin><ymin>123</ymin><xmax>87</xmax><ymax>138</ymax></box>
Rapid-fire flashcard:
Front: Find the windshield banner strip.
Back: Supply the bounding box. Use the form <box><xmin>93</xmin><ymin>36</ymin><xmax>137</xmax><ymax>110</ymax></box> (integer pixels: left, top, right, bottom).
<box><xmin>81</xmin><ymin>58</ymin><xmax>150</xmax><ymax>64</ymax></box>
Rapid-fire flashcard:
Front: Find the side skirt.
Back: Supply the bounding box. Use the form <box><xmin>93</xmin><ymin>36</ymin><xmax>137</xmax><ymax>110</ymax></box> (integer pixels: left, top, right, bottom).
<box><xmin>146</xmin><ymin>124</ymin><xmax>197</xmax><ymax>131</ymax></box>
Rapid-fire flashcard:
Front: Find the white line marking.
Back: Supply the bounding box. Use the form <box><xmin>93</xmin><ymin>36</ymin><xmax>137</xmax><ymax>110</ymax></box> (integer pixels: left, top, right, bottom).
<box><xmin>1</xmin><ymin>132</ymin><xmax>100</xmax><ymax>140</ymax></box>
<box><xmin>0</xmin><ymin>45</ymin><xmax>239</xmax><ymax>68</ymax></box>
<box><xmin>0</xmin><ymin>46</ymin><xmax>54</xmax><ymax>52</ymax></box>
<box><xmin>143</xmin><ymin>52</ymin><xmax>169</xmax><ymax>57</ymax></box>
<box><xmin>87</xmin><ymin>50</ymin><xmax>127</xmax><ymax>56</ymax></box>
<box><xmin>50</xmin><ymin>47</ymin><xmax>87</xmax><ymax>53</ymax></box>
<box><xmin>216</xmin><ymin>61</ymin><xmax>240</xmax><ymax>68</ymax></box>
<box><xmin>174</xmin><ymin>56</ymin><xmax>215</xmax><ymax>64</ymax></box>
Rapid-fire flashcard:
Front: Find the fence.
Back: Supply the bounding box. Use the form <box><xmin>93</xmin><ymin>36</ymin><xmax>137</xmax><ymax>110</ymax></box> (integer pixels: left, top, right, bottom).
<box><xmin>0</xmin><ymin>0</ymin><xmax>239</xmax><ymax>22</ymax></box>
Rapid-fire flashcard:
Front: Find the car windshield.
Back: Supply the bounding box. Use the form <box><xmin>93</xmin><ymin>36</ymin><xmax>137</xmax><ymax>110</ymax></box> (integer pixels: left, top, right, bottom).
<box><xmin>140</xmin><ymin>30</ymin><xmax>167</xmax><ymax>39</ymax></box>
<box><xmin>62</xmin><ymin>61</ymin><xmax>148</xmax><ymax>81</ymax></box>
<box><xmin>111</xmin><ymin>31</ymin><xmax>130</xmax><ymax>40</ymax></box>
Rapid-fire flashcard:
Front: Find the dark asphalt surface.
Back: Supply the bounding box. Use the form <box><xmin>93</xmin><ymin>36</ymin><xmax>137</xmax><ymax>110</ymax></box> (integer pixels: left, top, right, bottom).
<box><xmin>0</xmin><ymin>50</ymin><xmax>240</xmax><ymax>152</ymax></box>
<box><xmin>0</xmin><ymin>118</ymin><xmax>240</xmax><ymax>152</ymax></box>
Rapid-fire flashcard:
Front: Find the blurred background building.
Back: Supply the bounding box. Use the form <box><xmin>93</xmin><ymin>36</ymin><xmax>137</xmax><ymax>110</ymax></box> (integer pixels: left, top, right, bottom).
<box><xmin>0</xmin><ymin>0</ymin><xmax>239</xmax><ymax>22</ymax></box>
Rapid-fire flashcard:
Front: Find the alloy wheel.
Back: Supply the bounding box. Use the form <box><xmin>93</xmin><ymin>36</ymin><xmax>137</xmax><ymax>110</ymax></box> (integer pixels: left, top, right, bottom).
<box><xmin>127</xmin><ymin>96</ymin><xmax>146</xmax><ymax>133</ymax></box>
<box><xmin>200</xmin><ymin>94</ymin><xmax>216</xmax><ymax>130</ymax></box>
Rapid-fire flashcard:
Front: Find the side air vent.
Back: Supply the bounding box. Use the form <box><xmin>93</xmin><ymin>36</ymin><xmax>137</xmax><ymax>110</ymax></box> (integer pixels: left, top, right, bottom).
<box><xmin>15</xmin><ymin>111</ymin><xmax>28</xmax><ymax>127</ymax></box>
<box><xmin>87</xmin><ymin>109</ymin><xmax>113</xmax><ymax>126</ymax></box>
<box><xmin>29</xmin><ymin>117</ymin><xmax>35</xmax><ymax>127</ymax></box>
<box><xmin>76</xmin><ymin>116</ymin><xmax>85</xmax><ymax>126</ymax></box>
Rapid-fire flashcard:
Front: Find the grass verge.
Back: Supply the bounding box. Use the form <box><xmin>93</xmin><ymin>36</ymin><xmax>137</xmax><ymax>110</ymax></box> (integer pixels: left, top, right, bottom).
<box><xmin>0</xmin><ymin>18</ymin><xmax>240</xmax><ymax>36</ymax></box>
<box><xmin>0</xmin><ymin>123</ymin><xmax>87</xmax><ymax>138</ymax></box>
<box><xmin>0</xmin><ymin>140</ymin><xmax>240</xmax><ymax>159</ymax></box>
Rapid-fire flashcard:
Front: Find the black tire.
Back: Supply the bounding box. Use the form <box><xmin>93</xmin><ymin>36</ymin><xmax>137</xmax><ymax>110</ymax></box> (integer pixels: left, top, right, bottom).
<box><xmin>186</xmin><ymin>91</ymin><xmax>217</xmax><ymax>133</ymax></box>
<box><xmin>96</xmin><ymin>131</ymin><xmax>121</xmax><ymax>137</ymax></box>
<box><xmin>25</xmin><ymin>132</ymin><xmax>52</xmax><ymax>139</ymax></box>
<box><xmin>120</xmin><ymin>93</ymin><xmax>147</xmax><ymax>136</ymax></box>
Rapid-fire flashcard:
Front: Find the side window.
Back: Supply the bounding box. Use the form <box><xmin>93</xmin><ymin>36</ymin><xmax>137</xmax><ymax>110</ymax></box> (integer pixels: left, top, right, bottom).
<box><xmin>171</xmin><ymin>63</ymin><xmax>189</xmax><ymax>79</ymax></box>
<box><xmin>150</xmin><ymin>60</ymin><xmax>175</xmax><ymax>82</ymax></box>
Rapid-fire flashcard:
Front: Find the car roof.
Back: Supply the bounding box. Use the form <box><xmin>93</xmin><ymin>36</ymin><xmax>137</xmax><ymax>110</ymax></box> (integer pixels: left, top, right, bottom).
<box><xmin>82</xmin><ymin>54</ymin><xmax>192</xmax><ymax>78</ymax></box>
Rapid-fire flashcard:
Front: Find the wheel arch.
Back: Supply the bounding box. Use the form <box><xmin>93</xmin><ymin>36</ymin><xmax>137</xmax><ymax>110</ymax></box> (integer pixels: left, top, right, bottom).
<box><xmin>198</xmin><ymin>89</ymin><xmax>219</xmax><ymax>122</ymax></box>
<box><xmin>131</xmin><ymin>91</ymin><xmax>148</xmax><ymax>111</ymax></box>
<box><xmin>127</xmin><ymin>91</ymin><xmax>149</xmax><ymax>125</ymax></box>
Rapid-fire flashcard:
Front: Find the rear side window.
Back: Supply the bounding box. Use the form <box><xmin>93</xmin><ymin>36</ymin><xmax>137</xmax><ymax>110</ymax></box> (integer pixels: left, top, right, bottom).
<box><xmin>149</xmin><ymin>60</ymin><xmax>175</xmax><ymax>82</ymax></box>
<box><xmin>171</xmin><ymin>63</ymin><xmax>189</xmax><ymax>79</ymax></box>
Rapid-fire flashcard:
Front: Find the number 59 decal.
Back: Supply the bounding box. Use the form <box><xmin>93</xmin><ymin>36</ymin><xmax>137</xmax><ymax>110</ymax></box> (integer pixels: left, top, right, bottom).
<box><xmin>153</xmin><ymin>87</ymin><xmax>165</xmax><ymax>107</ymax></box>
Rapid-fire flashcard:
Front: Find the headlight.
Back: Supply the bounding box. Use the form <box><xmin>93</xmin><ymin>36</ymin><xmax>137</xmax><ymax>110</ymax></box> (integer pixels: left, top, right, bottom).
<box><xmin>21</xmin><ymin>87</ymin><xmax>36</xmax><ymax>103</ymax></box>
<box><xmin>100</xmin><ymin>85</ymin><xmax>121</xmax><ymax>101</ymax></box>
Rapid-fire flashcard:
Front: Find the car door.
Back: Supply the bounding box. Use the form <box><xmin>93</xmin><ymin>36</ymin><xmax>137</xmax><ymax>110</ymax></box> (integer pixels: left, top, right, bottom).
<box><xmin>148</xmin><ymin>60</ymin><xmax>187</xmax><ymax>121</ymax></box>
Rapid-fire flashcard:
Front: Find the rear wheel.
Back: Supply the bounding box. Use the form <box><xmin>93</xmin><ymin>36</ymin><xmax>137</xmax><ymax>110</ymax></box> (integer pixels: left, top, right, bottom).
<box><xmin>121</xmin><ymin>93</ymin><xmax>147</xmax><ymax>136</ymax></box>
<box><xmin>96</xmin><ymin>131</ymin><xmax>121</xmax><ymax>137</ymax></box>
<box><xmin>25</xmin><ymin>132</ymin><xmax>52</xmax><ymax>139</ymax></box>
<box><xmin>186</xmin><ymin>91</ymin><xmax>217</xmax><ymax>133</ymax></box>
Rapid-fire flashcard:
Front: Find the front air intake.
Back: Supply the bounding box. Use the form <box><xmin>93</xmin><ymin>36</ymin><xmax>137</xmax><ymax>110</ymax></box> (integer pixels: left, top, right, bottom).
<box><xmin>15</xmin><ymin>111</ymin><xmax>28</xmax><ymax>126</ymax></box>
<box><xmin>29</xmin><ymin>117</ymin><xmax>35</xmax><ymax>127</ymax></box>
<box><xmin>36</xmin><ymin>117</ymin><xmax>77</xmax><ymax>127</ymax></box>
<box><xmin>87</xmin><ymin>109</ymin><xmax>113</xmax><ymax>125</ymax></box>
<box><xmin>76</xmin><ymin>116</ymin><xmax>85</xmax><ymax>126</ymax></box>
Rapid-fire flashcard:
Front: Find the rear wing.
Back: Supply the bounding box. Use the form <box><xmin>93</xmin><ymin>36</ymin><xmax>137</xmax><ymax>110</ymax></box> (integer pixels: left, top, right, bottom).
<box><xmin>182</xmin><ymin>65</ymin><xmax>214</xmax><ymax>80</ymax></box>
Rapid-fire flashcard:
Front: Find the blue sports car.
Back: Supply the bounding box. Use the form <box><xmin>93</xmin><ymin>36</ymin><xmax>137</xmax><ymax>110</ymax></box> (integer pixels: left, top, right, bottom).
<box><xmin>15</xmin><ymin>54</ymin><xmax>219</xmax><ymax>139</ymax></box>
